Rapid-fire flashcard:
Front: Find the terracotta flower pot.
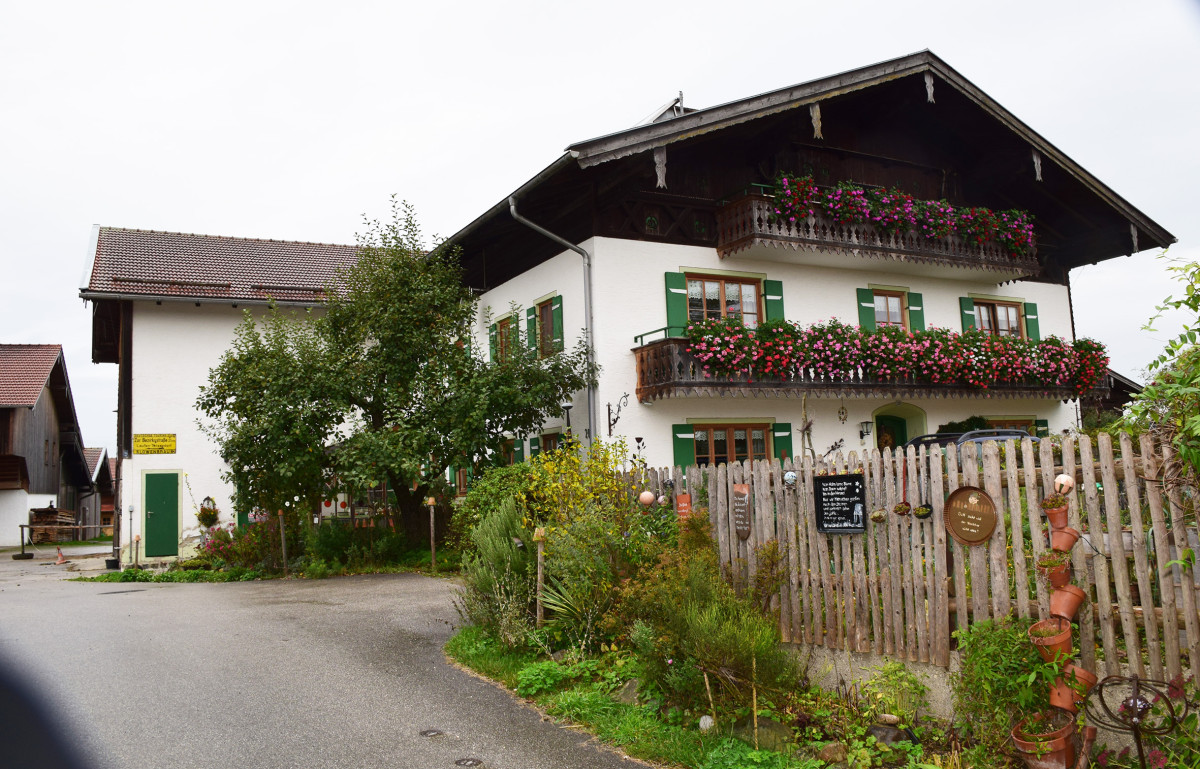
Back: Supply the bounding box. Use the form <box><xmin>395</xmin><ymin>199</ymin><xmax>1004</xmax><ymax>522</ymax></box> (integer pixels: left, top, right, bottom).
<box><xmin>1044</xmin><ymin>505</ymin><xmax>1070</xmax><ymax>531</ymax></box>
<box><xmin>1048</xmin><ymin>676</ymin><xmax>1079</xmax><ymax>713</ymax></box>
<box><xmin>1028</xmin><ymin>618</ymin><xmax>1072</xmax><ymax>663</ymax></box>
<box><xmin>1050</xmin><ymin>526</ymin><xmax>1080</xmax><ymax>553</ymax></box>
<box><xmin>1066</xmin><ymin>664</ymin><xmax>1097</xmax><ymax>701</ymax></box>
<box><xmin>1050</xmin><ymin>583</ymin><xmax>1087</xmax><ymax>621</ymax></box>
<box><xmin>1012</xmin><ymin>711</ymin><xmax>1076</xmax><ymax>768</ymax></box>
<box><xmin>1038</xmin><ymin>562</ymin><xmax>1072</xmax><ymax>589</ymax></box>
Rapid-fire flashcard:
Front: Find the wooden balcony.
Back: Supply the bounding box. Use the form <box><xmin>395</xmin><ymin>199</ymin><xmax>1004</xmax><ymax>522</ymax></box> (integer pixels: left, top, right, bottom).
<box><xmin>634</xmin><ymin>338</ymin><xmax>1100</xmax><ymax>404</ymax></box>
<box><xmin>715</xmin><ymin>194</ymin><xmax>1040</xmax><ymax>280</ymax></box>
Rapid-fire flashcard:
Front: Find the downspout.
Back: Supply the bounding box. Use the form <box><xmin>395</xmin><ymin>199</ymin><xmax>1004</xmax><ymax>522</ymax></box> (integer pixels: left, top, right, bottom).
<box><xmin>508</xmin><ymin>196</ymin><xmax>597</xmax><ymax>444</ymax></box>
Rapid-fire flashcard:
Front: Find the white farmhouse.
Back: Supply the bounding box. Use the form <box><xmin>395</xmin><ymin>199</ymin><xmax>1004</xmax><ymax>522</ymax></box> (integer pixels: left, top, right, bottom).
<box><xmin>80</xmin><ymin>228</ymin><xmax>356</xmax><ymax>561</ymax></box>
<box><xmin>444</xmin><ymin>51</ymin><xmax>1174</xmax><ymax>469</ymax></box>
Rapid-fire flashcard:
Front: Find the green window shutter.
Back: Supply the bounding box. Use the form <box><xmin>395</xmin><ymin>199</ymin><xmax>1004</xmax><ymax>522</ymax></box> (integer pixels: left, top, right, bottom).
<box><xmin>672</xmin><ymin>424</ymin><xmax>696</xmax><ymax>467</ymax></box>
<box><xmin>665</xmin><ymin>272</ymin><xmax>688</xmax><ymax>335</ymax></box>
<box><xmin>856</xmin><ymin>288</ymin><xmax>876</xmax><ymax>331</ymax></box>
<box><xmin>513</xmin><ymin>438</ymin><xmax>525</xmax><ymax>463</ymax></box>
<box><xmin>907</xmin><ymin>292</ymin><xmax>925</xmax><ymax>332</ymax></box>
<box><xmin>526</xmin><ymin>307</ymin><xmax>537</xmax><ymax>350</ymax></box>
<box><xmin>551</xmin><ymin>296</ymin><xmax>564</xmax><ymax>351</ymax></box>
<box><xmin>529</xmin><ymin>436</ymin><xmax>540</xmax><ymax>457</ymax></box>
<box><xmin>488</xmin><ymin>323</ymin><xmax>498</xmax><ymax>362</ymax></box>
<box><xmin>959</xmin><ymin>297</ymin><xmax>976</xmax><ymax>331</ymax></box>
<box><xmin>763</xmin><ymin>279</ymin><xmax>785</xmax><ymax>322</ymax></box>
<box><xmin>772</xmin><ymin>423</ymin><xmax>793</xmax><ymax>461</ymax></box>
<box><xmin>1024</xmin><ymin>302</ymin><xmax>1041</xmax><ymax>342</ymax></box>
<box><xmin>1034</xmin><ymin>419</ymin><xmax>1049</xmax><ymax>438</ymax></box>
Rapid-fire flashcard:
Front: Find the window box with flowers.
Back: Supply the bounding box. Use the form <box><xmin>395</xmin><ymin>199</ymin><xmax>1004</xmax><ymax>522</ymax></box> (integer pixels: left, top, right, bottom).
<box><xmin>716</xmin><ymin>175</ymin><xmax>1039</xmax><ymax>277</ymax></box>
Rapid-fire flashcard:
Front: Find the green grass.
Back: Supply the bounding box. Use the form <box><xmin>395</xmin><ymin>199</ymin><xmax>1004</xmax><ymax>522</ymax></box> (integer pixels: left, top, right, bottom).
<box><xmin>444</xmin><ymin>625</ymin><xmax>538</xmax><ymax>689</ymax></box>
<box><xmin>443</xmin><ymin>626</ymin><xmax>820</xmax><ymax>769</ymax></box>
<box><xmin>74</xmin><ymin>567</ymin><xmax>267</xmax><ymax>583</ymax></box>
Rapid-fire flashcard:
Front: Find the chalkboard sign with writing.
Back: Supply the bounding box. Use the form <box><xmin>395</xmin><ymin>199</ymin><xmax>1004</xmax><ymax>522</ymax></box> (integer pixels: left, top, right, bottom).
<box><xmin>814</xmin><ymin>473</ymin><xmax>867</xmax><ymax>534</ymax></box>
<box><xmin>732</xmin><ymin>484</ymin><xmax>751</xmax><ymax>540</ymax></box>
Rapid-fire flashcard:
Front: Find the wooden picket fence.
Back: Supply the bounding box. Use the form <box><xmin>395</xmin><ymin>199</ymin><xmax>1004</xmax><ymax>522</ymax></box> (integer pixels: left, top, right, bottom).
<box><xmin>636</xmin><ymin>433</ymin><xmax>1200</xmax><ymax>682</ymax></box>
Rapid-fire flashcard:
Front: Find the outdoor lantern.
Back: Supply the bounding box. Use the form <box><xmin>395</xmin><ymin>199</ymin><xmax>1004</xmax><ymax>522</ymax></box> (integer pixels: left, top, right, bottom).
<box><xmin>859</xmin><ymin>420</ymin><xmax>874</xmax><ymax>440</ymax></box>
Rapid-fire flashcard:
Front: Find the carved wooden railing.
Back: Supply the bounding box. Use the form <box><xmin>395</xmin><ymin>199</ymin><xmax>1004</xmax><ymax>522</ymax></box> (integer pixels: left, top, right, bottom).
<box><xmin>633</xmin><ymin>337</ymin><xmax>1101</xmax><ymax>404</ymax></box>
<box><xmin>716</xmin><ymin>194</ymin><xmax>1039</xmax><ymax>275</ymax></box>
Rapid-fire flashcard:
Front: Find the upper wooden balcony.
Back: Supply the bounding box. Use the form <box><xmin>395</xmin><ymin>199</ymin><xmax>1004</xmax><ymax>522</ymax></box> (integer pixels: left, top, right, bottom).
<box><xmin>633</xmin><ymin>337</ymin><xmax>1102</xmax><ymax>404</ymax></box>
<box><xmin>715</xmin><ymin>194</ymin><xmax>1040</xmax><ymax>281</ymax></box>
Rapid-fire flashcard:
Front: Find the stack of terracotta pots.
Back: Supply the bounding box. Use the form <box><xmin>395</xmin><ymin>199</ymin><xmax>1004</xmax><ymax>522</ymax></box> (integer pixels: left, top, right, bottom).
<box><xmin>1013</xmin><ymin>474</ymin><xmax>1098</xmax><ymax>768</ymax></box>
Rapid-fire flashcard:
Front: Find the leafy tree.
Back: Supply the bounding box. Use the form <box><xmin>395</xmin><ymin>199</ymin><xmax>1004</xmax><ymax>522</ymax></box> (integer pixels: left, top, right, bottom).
<box><xmin>198</xmin><ymin>199</ymin><xmax>596</xmax><ymax>527</ymax></box>
<box><xmin>1124</xmin><ymin>253</ymin><xmax>1200</xmax><ymax>482</ymax></box>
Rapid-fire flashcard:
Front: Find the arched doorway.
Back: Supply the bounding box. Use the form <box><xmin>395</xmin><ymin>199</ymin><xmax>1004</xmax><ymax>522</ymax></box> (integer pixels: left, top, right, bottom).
<box><xmin>872</xmin><ymin>403</ymin><xmax>928</xmax><ymax>451</ymax></box>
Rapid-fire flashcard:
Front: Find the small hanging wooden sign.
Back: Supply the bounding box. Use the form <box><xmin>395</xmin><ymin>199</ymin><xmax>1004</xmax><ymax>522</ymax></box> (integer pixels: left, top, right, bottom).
<box><xmin>675</xmin><ymin>493</ymin><xmax>692</xmax><ymax>520</ymax></box>
<box><xmin>732</xmin><ymin>484</ymin><xmax>751</xmax><ymax>540</ymax></box>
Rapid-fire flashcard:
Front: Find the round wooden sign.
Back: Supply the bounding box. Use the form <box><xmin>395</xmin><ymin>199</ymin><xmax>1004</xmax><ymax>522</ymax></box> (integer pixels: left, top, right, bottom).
<box><xmin>944</xmin><ymin>485</ymin><xmax>997</xmax><ymax>547</ymax></box>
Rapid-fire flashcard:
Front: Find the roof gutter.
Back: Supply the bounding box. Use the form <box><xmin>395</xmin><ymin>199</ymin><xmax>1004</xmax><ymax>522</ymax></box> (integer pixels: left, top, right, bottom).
<box><xmin>79</xmin><ymin>291</ymin><xmax>325</xmax><ymax>309</ymax></box>
<box><xmin>445</xmin><ymin>153</ymin><xmax>575</xmax><ymax>248</ymax></box>
<box><xmin>508</xmin><ymin>196</ymin><xmax>597</xmax><ymax>446</ymax></box>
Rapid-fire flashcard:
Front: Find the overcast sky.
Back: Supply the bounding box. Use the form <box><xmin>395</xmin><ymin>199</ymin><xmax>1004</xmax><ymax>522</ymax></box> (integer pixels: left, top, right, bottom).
<box><xmin>3</xmin><ymin>1</ymin><xmax>1198</xmax><ymax>455</ymax></box>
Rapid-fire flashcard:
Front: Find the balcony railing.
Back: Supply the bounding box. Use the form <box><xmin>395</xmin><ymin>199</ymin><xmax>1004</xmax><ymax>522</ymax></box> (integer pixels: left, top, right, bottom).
<box><xmin>634</xmin><ymin>337</ymin><xmax>1103</xmax><ymax>404</ymax></box>
<box><xmin>715</xmin><ymin>194</ymin><xmax>1039</xmax><ymax>276</ymax></box>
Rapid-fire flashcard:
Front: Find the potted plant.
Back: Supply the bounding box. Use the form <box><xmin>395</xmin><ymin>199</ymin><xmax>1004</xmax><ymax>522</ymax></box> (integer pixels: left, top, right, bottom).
<box><xmin>1028</xmin><ymin>618</ymin><xmax>1072</xmax><ymax>663</ymax></box>
<box><xmin>893</xmin><ymin>501</ymin><xmax>911</xmax><ymax>516</ymax></box>
<box><xmin>913</xmin><ymin>504</ymin><xmax>933</xmax><ymax>520</ymax></box>
<box><xmin>1036</xmin><ymin>551</ymin><xmax>1072</xmax><ymax>588</ymax></box>
<box><xmin>870</xmin><ymin>508</ymin><xmax>888</xmax><ymax>524</ymax></box>
<box><xmin>1011</xmin><ymin>708</ymin><xmax>1077</xmax><ymax>768</ymax></box>
<box><xmin>1049</xmin><ymin>582</ymin><xmax>1087</xmax><ymax>621</ymax></box>
<box><xmin>1049</xmin><ymin>526</ymin><xmax>1080</xmax><ymax>553</ymax></box>
<box><xmin>196</xmin><ymin>497</ymin><xmax>220</xmax><ymax>529</ymax></box>
<box><xmin>1041</xmin><ymin>493</ymin><xmax>1070</xmax><ymax>530</ymax></box>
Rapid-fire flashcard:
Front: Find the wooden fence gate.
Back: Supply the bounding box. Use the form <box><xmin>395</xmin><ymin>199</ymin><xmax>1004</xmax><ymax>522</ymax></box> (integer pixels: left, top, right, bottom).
<box><xmin>638</xmin><ymin>433</ymin><xmax>1200</xmax><ymax>682</ymax></box>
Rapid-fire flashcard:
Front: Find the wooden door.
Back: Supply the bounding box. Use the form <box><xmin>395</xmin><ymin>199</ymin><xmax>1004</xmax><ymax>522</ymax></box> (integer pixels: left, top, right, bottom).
<box><xmin>145</xmin><ymin>472</ymin><xmax>179</xmax><ymax>557</ymax></box>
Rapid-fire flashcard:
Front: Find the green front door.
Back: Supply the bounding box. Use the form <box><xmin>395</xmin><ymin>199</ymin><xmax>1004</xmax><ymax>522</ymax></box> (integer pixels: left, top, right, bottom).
<box><xmin>145</xmin><ymin>472</ymin><xmax>179</xmax><ymax>557</ymax></box>
<box><xmin>875</xmin><ymin>415</ymin><xmax>908</xmax><ymax>451</ymax></box>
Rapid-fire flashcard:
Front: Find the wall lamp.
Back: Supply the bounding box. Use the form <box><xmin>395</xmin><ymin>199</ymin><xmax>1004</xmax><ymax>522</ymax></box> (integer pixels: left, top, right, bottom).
<box><xmin>859</xmin><ymin>420</ymin><xmax>874</xmax><ymax>440</ymax></box>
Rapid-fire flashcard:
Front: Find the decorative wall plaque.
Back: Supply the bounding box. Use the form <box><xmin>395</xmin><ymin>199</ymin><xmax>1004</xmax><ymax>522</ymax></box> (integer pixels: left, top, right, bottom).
<box><xmin>944</xmin><ymin>486</ymin><xmax>997</xmax><ymax>546</ymax></box>
<box><xmin>732</xmin><ymin>484</ymin><xmax>751</xmax><ymax>540</ymax></box>
<box><xmin>814</xmin><ymin>473</ymin><xmax>867</xmax><ymax>534</ymax></box>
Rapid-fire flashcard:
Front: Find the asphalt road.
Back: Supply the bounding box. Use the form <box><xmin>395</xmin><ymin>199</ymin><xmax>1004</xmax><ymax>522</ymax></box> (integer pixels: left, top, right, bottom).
<box><xmin>0</xmin><ymin>554</ymin><xmax>638</xmax><ymax>769</ymax></box>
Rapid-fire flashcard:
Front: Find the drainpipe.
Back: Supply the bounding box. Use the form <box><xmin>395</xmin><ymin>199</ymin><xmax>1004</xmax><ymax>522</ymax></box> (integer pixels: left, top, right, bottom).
<box><xmin>508</xmin><ymin>196</ymin><xmax>597</xmax><ymax>444</ymax></box>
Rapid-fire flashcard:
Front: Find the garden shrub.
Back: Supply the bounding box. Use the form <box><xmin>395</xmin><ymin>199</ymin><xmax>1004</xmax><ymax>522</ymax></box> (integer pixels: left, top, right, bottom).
<box><xmin>515</xmin><ymin>660</ymin><xmax>572</xmax><ymax>697</ymax></box>
<box><xmin>616</xmin><ymin>515</ymin><xmax>798</xmax><ymax>713</ymax></box>
<box><xmin>458</xmin><ymin>498</ymin><xmax>535</xmax><ymax>648</ymax></box>
<box><xmin>449</xmin><ymin>461</ymin><xmax>537</xmax><ymax>552</ymax></box>
<box><xmin>304</xmin><ymin>521</ymin><xmax>405</xmax><ymax>568</ymax></box>
<box><xmin>951</xmin><ymin>616</ymin><xmax>1057</xmax><ymax>764</ymax></box>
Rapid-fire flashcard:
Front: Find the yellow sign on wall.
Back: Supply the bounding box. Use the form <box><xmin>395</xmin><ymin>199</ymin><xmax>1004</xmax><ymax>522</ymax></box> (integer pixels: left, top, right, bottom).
<box><xmin>133</xmin><ymin>434</ymin><xmax>177</xmax><ymax>455</ymax></box>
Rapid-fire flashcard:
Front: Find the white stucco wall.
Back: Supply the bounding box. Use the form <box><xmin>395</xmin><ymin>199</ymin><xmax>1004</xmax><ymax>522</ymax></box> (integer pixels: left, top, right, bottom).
<box><xmin>516</xmin><ymin>236</ymin><xmax>1083</xmax><ymax>468</ymax></box>
<box><xmin>476</xmin><ymin>240</ymin><xmax>594</xmax><ymax>438</ymax></box>
<box><xmin>118</xmin><ymin>301</ymin><xmax>314</xmax><ymax>561</ymax></box>
<box><xmin>0</xmin><ymin>489</ymin><xmax>43</xmax><ymax>547</ymax></box>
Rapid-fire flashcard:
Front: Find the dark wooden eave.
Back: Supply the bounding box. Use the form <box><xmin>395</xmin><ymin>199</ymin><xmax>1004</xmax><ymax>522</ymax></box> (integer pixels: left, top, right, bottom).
<box><xmin>446</xmin><ymin>51</ymin><xmax>1174</xmax><ymax>289</ymax></box>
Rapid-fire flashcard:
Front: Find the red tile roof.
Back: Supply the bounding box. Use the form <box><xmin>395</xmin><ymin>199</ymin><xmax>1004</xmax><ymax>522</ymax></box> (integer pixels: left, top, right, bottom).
<box><xmin>83</xmin><ymin>447</ymin><xmax>106</xmax><ymax>477</ymax></box>
<box><xmin>82</xmin><ymin>227</ymin><xmax>359</xmax><ymax>304</ymax></box>
<box><xmin>0</xmin><ymin>344</ymin><xmax>63</xmax><ymax>408</ymax></box>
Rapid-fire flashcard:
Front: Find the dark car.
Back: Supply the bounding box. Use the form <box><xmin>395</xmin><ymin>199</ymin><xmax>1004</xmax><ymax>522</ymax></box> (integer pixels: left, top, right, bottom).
<box><xmin>902</xmin><ymin>433</ymin><xmax>962</xmax><ymax>450</ymax></box>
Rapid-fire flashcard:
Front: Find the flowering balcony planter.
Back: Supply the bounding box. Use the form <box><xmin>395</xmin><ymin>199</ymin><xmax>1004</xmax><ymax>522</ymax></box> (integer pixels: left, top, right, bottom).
<box><xmin>632</xmin><ymin>337</ymin><xmax>1106</xmax><ymax>404</ymax></box>
<box><xmin>716</xmin><ymin>194</ymin><xmax>1040</xmax><ymax>279</ymax></box>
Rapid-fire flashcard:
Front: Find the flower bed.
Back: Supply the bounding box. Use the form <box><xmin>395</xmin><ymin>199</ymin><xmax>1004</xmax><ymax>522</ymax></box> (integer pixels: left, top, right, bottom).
<box><xmin>684</xmin><ymin>318</ymin><xmax>1108</xmax><ymax>396</ymax></box>
<box><xmin>770</xmin><ymin>174</ymin><xmax>1036</xmax><ymax>259</ymax></box>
